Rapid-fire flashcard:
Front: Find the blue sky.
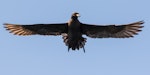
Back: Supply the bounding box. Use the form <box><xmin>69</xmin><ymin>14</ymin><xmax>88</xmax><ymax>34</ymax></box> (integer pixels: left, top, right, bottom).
<box><xmin>0</xmin><ymin>0</ymin><xmax>150</xmax><ymax>75</ymax></box>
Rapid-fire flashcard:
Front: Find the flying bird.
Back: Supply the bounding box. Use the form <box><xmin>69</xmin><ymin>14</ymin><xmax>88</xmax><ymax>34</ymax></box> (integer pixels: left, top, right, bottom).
<box><xmin>4</xmin><ymin>12</ymin><xmax>144</xmax><ymax>52</ymax></box>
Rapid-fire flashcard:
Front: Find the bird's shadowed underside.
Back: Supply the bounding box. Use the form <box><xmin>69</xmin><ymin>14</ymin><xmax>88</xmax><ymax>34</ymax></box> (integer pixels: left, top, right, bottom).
<box><xmin>62</xmin><ymin>34</ymin><xmax>87</xmax><ymax>52</ymax></box>
<box><xmin>4</xmin><ymin>12</ymin><xmax>144</xmax><ymax>52</ymax></box>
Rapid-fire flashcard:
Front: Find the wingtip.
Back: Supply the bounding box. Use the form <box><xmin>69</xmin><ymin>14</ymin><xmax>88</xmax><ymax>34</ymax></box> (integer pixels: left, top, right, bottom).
<box><xmin>3</xmin><ymin>23</ymin><xmax>20</xmax><ymax>26</ymax></box>
<box><xmin>131</xmin><ymin>20</ymin><xmax>144</xmax><ymax>27</ymax></box>
<box><xmin>141</xmin><ymin>26</ymin><xmax>144</xmax><ymax>28</ymax></box>
<box><xmin>3</xmin><ymin>23</ymin><xmax>10</xmax><ymax>25</ymax></box>
<box><xmin>139</xmin><ymin>20</ymin><xmax>145</xmax><ymax>24</ymax></box>
<box><xmin>3</xmin><ymin>23</ymin><xmax>9</xmax><ymax>28</ymax></box>
<box><xmin>139</xmin><ymin>21</ymin><xmax>144</xmax><ymax>28</ymax></box>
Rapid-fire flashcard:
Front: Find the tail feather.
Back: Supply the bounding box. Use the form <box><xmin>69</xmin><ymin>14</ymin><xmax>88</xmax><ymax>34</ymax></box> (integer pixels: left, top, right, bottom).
<box><xmin>63</xmin><ymin>35</ymin><xmax>86</xmax><ymax>52</ymax></box>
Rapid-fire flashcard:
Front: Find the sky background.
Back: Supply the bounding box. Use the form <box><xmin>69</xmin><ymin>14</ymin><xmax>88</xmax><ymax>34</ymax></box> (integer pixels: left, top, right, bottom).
<box><xmin>0</xmin><ymin>0</ymin><xmax>150</xmax><ymax>75</ymax></box>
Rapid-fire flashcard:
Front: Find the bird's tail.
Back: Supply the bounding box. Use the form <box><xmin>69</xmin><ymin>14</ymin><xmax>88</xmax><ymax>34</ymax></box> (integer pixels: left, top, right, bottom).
<box><xmin>62</xmin><ymin>35</ymin><xmax>86</xmax><ymax>52</ymax></box>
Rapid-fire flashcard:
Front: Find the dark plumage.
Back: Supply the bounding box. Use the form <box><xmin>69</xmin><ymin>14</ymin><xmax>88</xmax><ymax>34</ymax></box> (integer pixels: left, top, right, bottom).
<box><xmin>4</xmin><ymin>12</ymin><xmax>144</xmax><ymax>52</ymax></box>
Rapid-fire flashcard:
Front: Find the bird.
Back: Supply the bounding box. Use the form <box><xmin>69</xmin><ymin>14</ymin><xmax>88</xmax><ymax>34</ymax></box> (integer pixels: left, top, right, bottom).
<box><xmin>4</xmin><ymin>12</ymin><xmax>144</xmax><ymax>52</ymax></box>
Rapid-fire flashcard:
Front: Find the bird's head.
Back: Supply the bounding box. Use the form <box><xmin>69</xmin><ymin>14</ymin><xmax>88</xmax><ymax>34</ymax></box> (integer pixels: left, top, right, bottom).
<box><xmin>71</xmin><ymin>12</ymin><xmax>80</xmax><ymax>19</ymax></box>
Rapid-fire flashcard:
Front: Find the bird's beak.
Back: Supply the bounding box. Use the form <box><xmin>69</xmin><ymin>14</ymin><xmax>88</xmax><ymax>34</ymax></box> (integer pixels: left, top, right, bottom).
<box><xmin>76</xmin><ymin>14</ymin><xmax>80</xmax><ymax>17</ymax></box>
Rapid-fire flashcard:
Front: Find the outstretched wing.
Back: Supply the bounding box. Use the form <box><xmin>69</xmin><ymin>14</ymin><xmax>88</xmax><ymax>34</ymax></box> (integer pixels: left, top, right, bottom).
<box><xmin>81</xmin><ymin>21</ymin><xmax>144</xmax><ymax>38</ymax></box>
<box><xmin>4</xmin><ymin>23</ymin><xmax>68</xmax><ymax>36</ymax></box>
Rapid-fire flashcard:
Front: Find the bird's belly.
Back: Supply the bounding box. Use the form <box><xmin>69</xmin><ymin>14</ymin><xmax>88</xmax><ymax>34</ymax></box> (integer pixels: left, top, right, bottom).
<box><xmin>68</xmin><ymin>29</ymin><xmax>82</xmax><ymax>40</ymax></box>
<box><xmin>68</xmin><ymin>31</ymin><xmax>82</xmax><ymax>40</ymax></box>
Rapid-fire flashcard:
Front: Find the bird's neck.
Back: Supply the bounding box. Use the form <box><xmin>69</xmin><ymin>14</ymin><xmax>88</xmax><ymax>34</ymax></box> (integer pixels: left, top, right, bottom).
<box><xmin>71</xmin><ymin>16</ymin><xmax>78</xmax><ymax>20</ymax></box>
